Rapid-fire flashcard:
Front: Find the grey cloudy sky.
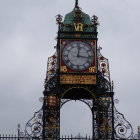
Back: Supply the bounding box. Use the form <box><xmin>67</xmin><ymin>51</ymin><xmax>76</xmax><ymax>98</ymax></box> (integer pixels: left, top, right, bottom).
<box><xmin>0</xmin><ymin>0</ymin><xmax>140</xmax><ymax>136</ymax></box>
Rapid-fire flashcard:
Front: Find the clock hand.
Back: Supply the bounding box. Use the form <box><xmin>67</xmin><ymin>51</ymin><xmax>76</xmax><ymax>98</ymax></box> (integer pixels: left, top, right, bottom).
<box><xmin>69</xmin><ymin>56</ymin><xmax>77</xmax><ymax>61</ymax></box>
<box><xmin>79</xmin><ymin>55</ymin><xmax>88</xmax><ymax>58</ymax></box>
<box><xmin>77</xmin><ymin>47</ymin><xmax>81</xmax><ymax>57</ymax></box>
<box><xmin>78</xmin><ymin>52</ymin><xmax>88</xmax><ymax>58</ymax></box>
<box><xmin>71</xmin><ymin>52</ymin><xmax>78</xmax><ymax>57</ymax></box>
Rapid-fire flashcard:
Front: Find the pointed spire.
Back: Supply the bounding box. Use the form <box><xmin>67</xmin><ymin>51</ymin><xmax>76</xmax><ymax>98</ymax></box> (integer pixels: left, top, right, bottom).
<box><xmin>75</xmin><ymin>0</ymin><xmax>79</xmax><ymax>8</ymax></box>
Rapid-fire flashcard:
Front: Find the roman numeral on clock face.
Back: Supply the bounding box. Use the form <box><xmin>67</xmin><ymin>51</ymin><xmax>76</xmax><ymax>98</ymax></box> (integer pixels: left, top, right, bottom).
<box><xmin>62</xmin><ymin>41</ymin><xmax>94</xmax><ymax>71</ymax></box>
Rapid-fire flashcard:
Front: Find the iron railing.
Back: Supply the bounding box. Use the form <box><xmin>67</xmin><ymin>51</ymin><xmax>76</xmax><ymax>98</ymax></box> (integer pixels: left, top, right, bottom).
<box><xmin>0</xmin><ymin>135</ymin><xmax>93</xmax><ymax>140</ymax></box>
<box><xmin>0</xmin><ymin>135</ymin><xmax>139</xmax><ymax>140</ymax></box>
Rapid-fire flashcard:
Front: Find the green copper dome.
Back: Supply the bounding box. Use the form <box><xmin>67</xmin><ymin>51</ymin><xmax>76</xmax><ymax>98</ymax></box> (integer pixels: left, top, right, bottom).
<box><xmin>63</xmin><ymin>7</ymin><xmax>92</xmax><ymax>25</ymax></box>
<box><xmin>59</xmin><ymin>1</ymin><xmax>98</xmax><ymax>32</ymax></box>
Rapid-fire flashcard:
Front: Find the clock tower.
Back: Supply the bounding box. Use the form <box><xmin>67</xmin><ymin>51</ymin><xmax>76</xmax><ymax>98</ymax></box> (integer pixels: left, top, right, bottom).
<box><xmin>43</xmin><ymin>0</ymin><xmax>114</xmax><ymax>139</ymax></box>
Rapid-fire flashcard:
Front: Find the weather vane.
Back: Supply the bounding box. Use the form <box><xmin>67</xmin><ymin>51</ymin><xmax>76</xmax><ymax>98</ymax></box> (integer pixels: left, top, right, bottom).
<box><xmin>75</xmin><ymin>0</ymin><xmax>79</xmax><ymax>8</ymax></box>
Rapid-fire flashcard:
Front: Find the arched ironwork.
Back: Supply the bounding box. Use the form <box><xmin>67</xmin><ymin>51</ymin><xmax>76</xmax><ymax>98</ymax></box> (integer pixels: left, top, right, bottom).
<box><xmin>60</xmin><ymin>99</ymin><xmax>94</xmax><ymax>112</ymax></box>
<box><xmin>61</xmin><ymin>86</ymin><xmax>96</xmax><ymax>100</ymax></box>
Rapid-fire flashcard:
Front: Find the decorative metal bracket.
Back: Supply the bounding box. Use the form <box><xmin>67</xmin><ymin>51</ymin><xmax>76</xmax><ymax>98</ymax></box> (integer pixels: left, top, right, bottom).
<box><xmin>114</xmin><ymin>99</ymin><xmax>138</xmax><ymax>139</ymax></box>
<box><xmin>20</xmin><ymin>109</ymin><xmax>43</xmax><ymax>138</ymax></box>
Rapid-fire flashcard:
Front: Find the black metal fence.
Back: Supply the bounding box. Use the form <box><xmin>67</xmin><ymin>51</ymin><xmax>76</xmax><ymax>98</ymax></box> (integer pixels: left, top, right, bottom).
<box><xmin>0</xmin><ymin>135</ymin><xmax>139</xmax><ymax>140</ymax></box>
<box><xmin>0</xmin><ymin>135</ymin><xmax>93</xmax><ymax>140</ymax></box>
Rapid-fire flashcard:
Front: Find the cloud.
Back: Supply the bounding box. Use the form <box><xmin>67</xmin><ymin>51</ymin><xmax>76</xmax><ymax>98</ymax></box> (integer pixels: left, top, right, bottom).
<box><xmin>0</xmin><ymin>0</ymin><xmax>139</xmax><ymax>136</ymax></box>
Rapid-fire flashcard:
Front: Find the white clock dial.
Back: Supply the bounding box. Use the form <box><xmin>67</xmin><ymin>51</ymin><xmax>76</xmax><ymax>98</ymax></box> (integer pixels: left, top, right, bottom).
<box><xmin>62</xmin><ymin>41</ymin><xmax>94</xmax><ymax>71</ymax></box>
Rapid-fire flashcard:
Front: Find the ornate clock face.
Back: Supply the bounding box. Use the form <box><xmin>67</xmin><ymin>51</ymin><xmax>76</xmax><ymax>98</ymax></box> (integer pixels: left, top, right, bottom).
<box><xmin>62</xmin><ymin>41</ymin><xmax>94</xmax><ymax>71</ymax></box>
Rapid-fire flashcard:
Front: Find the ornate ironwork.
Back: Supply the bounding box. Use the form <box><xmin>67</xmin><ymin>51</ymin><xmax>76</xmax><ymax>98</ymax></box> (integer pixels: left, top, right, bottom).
<box><xmin>98</xmin><ymin>46</ymin><xmax>111</xmax><ymax>83</ymax></box>
<box><xmin>0</xmin><ymin>1</ymin><xmax>138</xmax><ymax>140</ymax></box>
<box><xmin>61</xmin><ymin>99</ymin><xmax>71</xmax><ymax>107</ymax></box>
<box><xmin>93</xmin><ymin>95</ymin><xmax>114</xmax><ymax>140</ymax></box>
<box><xmin>18</xmin><ymin>97</ymin><xmax>139</xmax><ymax>140</ymax></box>
<box><xmin>97</xmin><ymin>74</ymin><xmax>112</xmax><ymax>92</ymax></box>
<box><xmin>97</xmin><ymin>46</ymin><xmax>112</xmax><ymax>93</ymax></box>
<box><xmin>7</xmin><ymin>1</ymin><xmax>137</xmax><ymax>140</ymax></box>
<box><xmin>61</xmin><ymin>99</ymin><xmax>93</xmax><ymax>110</ymax></box>
<box><xmin>91</xmin><ymin>15</ymin><xmax>99</xmax><ymax>27</ymax></box>
<box><xmin>19</xmin><ymin>109</ymin><xmax>43</xmax><ymax>138</ymax></box>
<box><xmin>45</xmin><ymin>53</ymin><xmax>57</xmax><ymax>82</ymax></box>
<box><xmin>0</xmin><ymin>135</ymin><xmax>94</xmax><ymax>140</ymax></box>
<box><xmin>114</xmin><ymin>99</ymin><xmax>138</xmax><ymax>139</ymax></box>
<box><xmin>44</xmin><ymin>53</ymin><xmax>58</xmax><ymax>94</ymax></box>
<box><xmin>56</xmin><ymin>14</ymin><xmax>63</xmax><ymax>25</ymax></box>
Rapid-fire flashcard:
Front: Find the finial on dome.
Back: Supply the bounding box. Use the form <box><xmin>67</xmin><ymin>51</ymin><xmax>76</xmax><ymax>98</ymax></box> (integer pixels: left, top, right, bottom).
<box><xmin>75</xmin><ymin>0</ymin><xmax>79</xmax><ymax>8</ymax></box>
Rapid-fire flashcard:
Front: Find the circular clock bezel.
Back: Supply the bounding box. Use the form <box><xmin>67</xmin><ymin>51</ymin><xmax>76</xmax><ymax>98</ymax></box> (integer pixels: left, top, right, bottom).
<box><xmin>62</xmin><ymin>41</ymin><xmax>94</xmax><ymax>71</ymax></box>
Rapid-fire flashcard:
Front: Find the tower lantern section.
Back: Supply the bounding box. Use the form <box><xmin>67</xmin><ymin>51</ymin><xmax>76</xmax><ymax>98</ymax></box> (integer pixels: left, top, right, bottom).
<box><xmin>56</xmin><ymin>6</ymin><xmax>99</xmax><ymax>86</ymax></box>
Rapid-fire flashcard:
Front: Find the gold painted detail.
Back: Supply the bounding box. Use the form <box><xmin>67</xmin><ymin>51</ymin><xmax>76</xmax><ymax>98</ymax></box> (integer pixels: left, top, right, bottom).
<box><xmin>74</xmin><ymin>23</ymin><xmax>83</xmax><ymax>31</ymax></box>
<box><xmin>99</xmin><ymin>118</ymin><xmax>112</xmax><ymax>134</ymax></box>
<box><xmin>60</xmin><ymin>66</ymin><xmax>67</xmax><ymax>72</ymax></box>
<box><xmin>60</xmin><ymin>75</ymin><xmax>96</xmax><ymax>84</ymax></box>
<box><xmin>89</xmin><ymin>67</ymin><xmax>96</xmax><ymax>73</ymax></box>
<box><xmin>76</xmin><ymin>34</ymin><xmax>81</xmax><ymax>38</ymax></box>
<box><xmin>47</xmin><ymin>95</ymin><xmax>58</xmax><ymax>107</ymax></box>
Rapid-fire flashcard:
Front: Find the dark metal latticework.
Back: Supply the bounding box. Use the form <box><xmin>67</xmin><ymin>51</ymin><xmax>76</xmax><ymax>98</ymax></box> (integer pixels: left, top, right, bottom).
<box><xmin>0</xmin><ymin>1</ymin><xmax>138</xmax><ymax>140</ymax></box>
<box><xmin>17</xmin><ymin>1</ymin><xmax>138</xmax><ymax>140</ymax></box>
<box><xmin>114</xmin><ymin>100</ymin><xmax>139</xmax><ymax>140</ymax></box>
